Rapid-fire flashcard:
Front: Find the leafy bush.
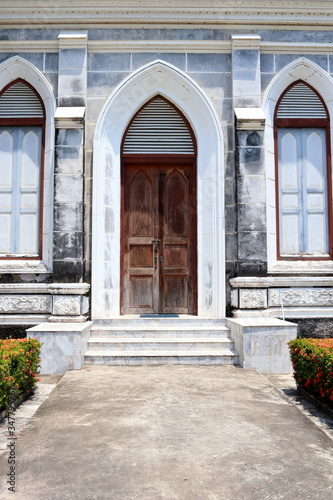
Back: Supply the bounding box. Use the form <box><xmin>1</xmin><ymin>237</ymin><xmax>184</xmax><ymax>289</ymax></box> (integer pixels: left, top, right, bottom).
<box><xmin>0</xmin><ymin>338</ymin><xmax>41</xmax><ymax>410</ymax></box>
<box><xmin>289</xmin><ymin>338</ymin><xmax>333</xmax><ymax>404</ymax></box>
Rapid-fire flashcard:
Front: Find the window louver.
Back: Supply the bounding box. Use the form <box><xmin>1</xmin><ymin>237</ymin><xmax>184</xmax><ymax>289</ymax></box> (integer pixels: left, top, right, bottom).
<box><xmin>276</xmin><ymin>82</ymin><xmax>327</xmax><ymax>119</ymax></box>
<box><xmin>0</xmin><ymin>81</ymin><xmax>43</xmax><ymax>118</ymax></box>
<box><xmin>123</xmin><ymin>98</ymin><xmax>195</xmax><ymax>154</ymax></box>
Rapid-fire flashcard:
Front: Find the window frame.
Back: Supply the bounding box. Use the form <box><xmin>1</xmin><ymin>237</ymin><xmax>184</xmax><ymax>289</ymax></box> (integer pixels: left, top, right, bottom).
<box><xmin>0</xmin><ymin>78</ymin><xmax>46</xmax><ymax>260</ymax></box>
<box><xmin>274</xmin><ymin>80</ymin><xmax>333</xmax><ymax>261</ymax></box>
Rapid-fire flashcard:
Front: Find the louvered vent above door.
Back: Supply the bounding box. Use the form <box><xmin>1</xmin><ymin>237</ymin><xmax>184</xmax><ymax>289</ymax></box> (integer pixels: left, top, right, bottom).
<box><xmin>276</xmin><ymin>82</ymin><xmax>328</xmax><ymax>120</ymax></box>
<box><xmin>0</xmin><ymin>80</ymin><xmax>44</xmax><ymax>118</ymax></box>
<box><xmin>123</xmin><ymin>97</ymin><xmax>195</xmax><ymax>154</ymax></box>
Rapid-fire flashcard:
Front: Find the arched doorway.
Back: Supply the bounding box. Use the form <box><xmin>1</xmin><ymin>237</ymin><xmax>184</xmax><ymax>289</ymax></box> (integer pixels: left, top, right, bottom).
<box><xmin>120</xmin><ymin>96</ymin><xmax>197</xmax><ymax>314</ymax></box>
<box><xmin>92</xmin><ymin>60</ymin><xmax>225</xmax><ymax>319</ymax></box>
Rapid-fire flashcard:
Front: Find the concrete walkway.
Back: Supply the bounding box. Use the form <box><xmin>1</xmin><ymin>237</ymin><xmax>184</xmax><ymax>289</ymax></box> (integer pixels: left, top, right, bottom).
<box><xmin>1</xmin><ymin>365</ymin><xmax>333</xmax><ymax>500</ymax></box>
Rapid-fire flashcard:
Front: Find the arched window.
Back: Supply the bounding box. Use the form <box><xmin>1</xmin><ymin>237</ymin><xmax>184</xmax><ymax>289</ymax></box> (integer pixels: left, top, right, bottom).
<box><xmin>122</xmin><ymin>95</ymin><xmax>196</xmax><ymax>155</ymax></box>
<box><xmin>275</xmin><ymin>80</ymin><xmax>332</xmax><ymax>260</ymax></box>
<box><xmin>0</xmin><ymin>79</ymin><xmax>45</xmax><ymax>258</ymax></box>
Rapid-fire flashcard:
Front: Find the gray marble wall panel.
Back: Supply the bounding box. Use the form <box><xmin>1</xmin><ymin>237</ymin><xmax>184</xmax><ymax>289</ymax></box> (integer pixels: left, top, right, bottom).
<box><xmin>0</xmin><ymin>52</ymin><xmax>44</xmax><ymax>69</ymax></box>
<box><xmin>232</xmin><ymin>41</ymin><xmax>261</xmax><ymax>108</ymax></box>
<box><xmin>53</xmin><ymin>127</ymin><xmax>85</xmax><ymax>283</ymax></box>
<box><xmin>58</xmin><ymin>45</ymin><xmax>87</xmax><ymax>107</ymax></box>
<box><xmin>132</xmin><ymin>53</ymin><xmax>186</xmax><ymax>70</ymax></box>
<box><xmin>236</xmin><ymin>129</ymin><xmax>267</xmax><ymax>276</ymax></box>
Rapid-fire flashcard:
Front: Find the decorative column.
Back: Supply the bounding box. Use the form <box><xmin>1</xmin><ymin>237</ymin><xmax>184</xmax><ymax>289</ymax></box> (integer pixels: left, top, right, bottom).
<box><xmin>232</xmin><ymin>34</ymin><xmax>267</xmax><ymax>279</ymax></box>
<box><xmin>52</xmin><ymin>31</ymin><xmax>89</xmax><ymax>320</ymax></box>
<box><xmin>26</xmin><ymin>32</ymin><xmax>92</xmax><ymax>373</ymax></box>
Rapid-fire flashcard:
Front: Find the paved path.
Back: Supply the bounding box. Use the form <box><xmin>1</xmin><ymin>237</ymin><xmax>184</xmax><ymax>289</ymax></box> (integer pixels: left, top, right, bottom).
<box><xmin>1</xmin><ymin>365</ymin><xmax>333</xmax><ymax>500</ymax></box>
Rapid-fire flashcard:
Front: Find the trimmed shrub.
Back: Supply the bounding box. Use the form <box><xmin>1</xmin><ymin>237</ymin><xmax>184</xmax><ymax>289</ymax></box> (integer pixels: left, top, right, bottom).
<box><xmin>0</xmin><ymin>338</ymin><xmax>41</xmax><ymax>410</ymax></box>
<box><xmin>289</xmin><ymin>338</ymin><xmax>333</xmax><ymax>405</ymax></box>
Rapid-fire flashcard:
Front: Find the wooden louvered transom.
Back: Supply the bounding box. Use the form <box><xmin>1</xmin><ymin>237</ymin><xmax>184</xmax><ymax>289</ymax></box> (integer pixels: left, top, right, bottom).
<box><xmin>276</xmin><ymin>82</ymin><xmax>328</xmax><ymax>120</ymax></box>
<box><xmin>122</xmin><ymin>97</ymin><xmax>195</xmax><ymax>155</ymax></box>
<box><xmin>0</xmin><ymin>80</ymin><xmax>44</xmax><ymax>118</ymax></box>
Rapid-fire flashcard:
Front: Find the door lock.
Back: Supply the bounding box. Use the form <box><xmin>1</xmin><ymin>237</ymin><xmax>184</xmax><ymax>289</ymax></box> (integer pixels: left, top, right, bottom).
<box><xmin>151</xmin><ymin>239</ymin><xmax>161</xmax><ymax>247</ymax></box>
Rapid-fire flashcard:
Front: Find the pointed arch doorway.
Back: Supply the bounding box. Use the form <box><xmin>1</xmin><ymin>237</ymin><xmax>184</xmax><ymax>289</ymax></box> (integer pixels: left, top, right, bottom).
<box><xmin>120</xmin><ymin>96</ymin><xmax>197</xmax><ymax>314</ymax></box>
<box><xmin>92</xmin><ymin>60</ymin><xmax>225</xmax><ymax>319</ymax></box>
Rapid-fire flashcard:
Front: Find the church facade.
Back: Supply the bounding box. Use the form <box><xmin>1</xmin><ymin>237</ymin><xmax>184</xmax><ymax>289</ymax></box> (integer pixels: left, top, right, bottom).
<box><xmin>1</xmin><ymin>2</ymin><xmax>333</xmax><ymax>371</ymax></box>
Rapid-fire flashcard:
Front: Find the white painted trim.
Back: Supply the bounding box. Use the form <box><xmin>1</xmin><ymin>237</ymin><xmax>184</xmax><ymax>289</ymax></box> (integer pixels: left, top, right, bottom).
<box><xmin>92</xmin><ymin>59</ymin><xmax>225</xmax><ymax>318</ymax></box>
<box><xmin>1</xmin><ymin>40</ymin><xmax>333</xmax><ymax>55</ymax></box>
<box><xmin>58</xmin><ymin>31</ymin><xmax>88</xmax><ymax>49</ymax></box>
<box><xmin>262</xmin><ymin>57</ymin><xmax>333</xmax><ymax>274</ymax></box>
<box><xmin>232</xmin><ymin>34</ymin><xmax>261</xmax><ymax>50</ymax></box>
<box><xmin>0</xmin><ymin>56</ymin><xmax>56</xmax><ymax>273</ymax></box>
<box><xmin>55</xmin><ymin>106</ymin><xmax>86</xmax><ymax>129</ymax></box>
<box><xmin>261</xmin><ymin>42</ymin><xmax>333</xmax><ymax>54</ymax></box>
<box><xmin>234</xmin><ymin>107</ymin><xmax>266</xmax><ymax>130</ymax></box>
<box><xmin>88</xmin><ymin>40</ymin><xmax>231</xmax><ymax>53</ymax></box>
<box><xmin>1</xmin><ymin>1</ymin><xmax>333</xmax><ymax>27</ymax></box>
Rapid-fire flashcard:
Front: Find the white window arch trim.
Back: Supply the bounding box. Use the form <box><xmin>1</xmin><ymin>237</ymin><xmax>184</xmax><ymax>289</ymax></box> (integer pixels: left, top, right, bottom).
<box><xmin>0</xmin><ymin>56</ymin><xmax>56</xmax><ymax>273</ymax></box>
<box><xmin>263</xmin><ymin>57</ymin><xmax>333</xmax><ymax>274</ymax></box>
<box><xmin>92</xmin><ymin>60</ymin><xmax>225</xmax><ymax>318</ymax></box>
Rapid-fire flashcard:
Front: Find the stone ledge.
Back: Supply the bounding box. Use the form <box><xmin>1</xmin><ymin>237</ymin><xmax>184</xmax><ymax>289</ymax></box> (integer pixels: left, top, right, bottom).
<box><xmin>48</xmin><ymin>283</ymin><xmax>90</xmax><ymax>295</ymax></box>
<box><xmin>28</xmin><ymin>321</ymin><xmax>92</xmax><ymax>333</ymax></box>
<box><xmin>232</xmin><ymin>307</ymin><xmax>333</xmax><ymax>319</ymax></box>
<box><xmin>234</xmin><ymin>108</ymin><xmax>266</xmax><ymax>130</ymax></box>
<box><xmin>58</xmin><ymin>31</ymin><xmax>88</xmax><ymax>49</ymax></box>
<box><xmin>0</xmin><ymin>284</ymin><xmax>49</xmax><ymax>294</ymax></box>
<box><xmin>55</xmin><ymin>107</ymin><xmax>86</xmax><ymax>129</ymax></box>
<box><xmin>230</xmin><ymin>276</ymin><xmax>333</xmax><ymax>288</ymax></box>
<box><xmin>231</xmin><ymin>34</ymin><xmax>261</xmax><ymax>49</ymax></box>
<box><xmin>0</xmin><ymin>261</ymin><xmax>50</xmax><ymax>274</ymax></box>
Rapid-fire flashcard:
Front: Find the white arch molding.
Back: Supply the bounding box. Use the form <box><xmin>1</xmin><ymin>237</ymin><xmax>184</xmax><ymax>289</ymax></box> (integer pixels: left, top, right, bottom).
<box><xmin>92</xmin><ymin>60</ymin><xmax>225</xmax><ymax>318</ymax></box>
<box><xmin>262</xmin><ymin>57</ymin><xmax>333</xmax><ymax>273</ymax></box>
<box><xmin>0</xmin><ymin>56</ymin><xmax>56</xmax><ymax>271</ymax></box>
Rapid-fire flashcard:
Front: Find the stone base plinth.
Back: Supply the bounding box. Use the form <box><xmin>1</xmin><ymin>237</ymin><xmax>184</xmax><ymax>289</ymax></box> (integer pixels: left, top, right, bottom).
<box><xmin>226</xmin><ymin>317</ymin><xmax>297</xmax><ymax>374</ymax></box>
<box><xmin>27</xmin><ymin>322</ymin><xmax>93</xmax><ymax>375</ymax></box>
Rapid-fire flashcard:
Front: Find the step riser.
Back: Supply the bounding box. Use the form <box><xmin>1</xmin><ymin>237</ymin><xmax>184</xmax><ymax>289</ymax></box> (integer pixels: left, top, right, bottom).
<box><xmin>87</xmin><ymin>341</ymin><xmax>234</xmax><ymax>351</ymax></box>
<box><xmin>85</xmin><ymin>356</ymin><xmax>239</xmax><ymax>366</ymax></box>
<box><xmin>94</xmin><ymin>319</ymin><xmax>227</xmax><ymax>328</ymax></box>
<box><xmin>91</xmin><ymin>329</ymin><xmax>230</xmax><ymax>338</ymax></box>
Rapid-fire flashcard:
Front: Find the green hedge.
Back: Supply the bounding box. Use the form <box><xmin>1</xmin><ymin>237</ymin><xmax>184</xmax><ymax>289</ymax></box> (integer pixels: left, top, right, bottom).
<box><xmin>0</xmin><ymin>338</ymin><xmax>41</xmax><ymax>410</ymax></box>
<box><xmin>289</xmin><ymin>338</ymin><xmax>333</xmax><ymax>404</ymax></box>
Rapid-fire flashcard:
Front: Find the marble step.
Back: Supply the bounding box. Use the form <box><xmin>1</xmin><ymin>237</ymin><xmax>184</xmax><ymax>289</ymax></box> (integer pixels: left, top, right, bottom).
<box><xmin>91</xmin><ymin>326</ymin><xmax>231</xmax><ymax>338</ymax></box>
<box><xmin>87</xmin><ymin>337</ymin><xmax>234</xmax><ymax>351</ymax></box>
<box><xmin>84</xmin><ymin>349</ymin><xmax>239</xmax><ymax>366</ymax></box>
<box><xmin>93</xmin><ymin>317</ymin><xmax>227</xmax><ymax>328</ymax></box>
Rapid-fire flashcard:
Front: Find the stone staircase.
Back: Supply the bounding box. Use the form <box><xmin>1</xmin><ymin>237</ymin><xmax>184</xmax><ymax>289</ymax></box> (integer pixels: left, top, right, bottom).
<box><xmin>84</xmin><ymin>316</ymin><xmax>239</xmax><ymax>366</ymax></box>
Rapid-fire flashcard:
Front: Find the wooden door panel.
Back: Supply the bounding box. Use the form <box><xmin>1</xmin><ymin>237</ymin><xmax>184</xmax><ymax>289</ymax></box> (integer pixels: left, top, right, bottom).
<box><xmin>163</xmin><ymin>243</ymin><xmax>188</xmax><ymax>268</ymax></box>
<box><xmin>163</xmin><ymin>170</ymin><xmax>188</xmax><ymax>236</ymax></box>
<box><xmin>161</xmin><ymin>167</ymin><xmax>195</xmax><ymax>314</ymax></box>
<box><xmin>122</xmin><ymin>166</ymin><xmax>157</xmax><ymax>314</ymax></box>
<box><xmin>129</xmin><ymin>171</ymin><xmax>153</xmax><ymax>236</ymax></box>
<box><xmin>163</xmin><ymin>276</ymin><xmax>188</xmax><ymax>313</ymax></box>
<box><xmin>130</xmin><ymin>276</ymin><xmax>154</xmax><ymax>309</ymax></box>
<box><xmin>129</xmin><ymin>244</ymin><xmax>153</xmax><ymax>268</ymax></box>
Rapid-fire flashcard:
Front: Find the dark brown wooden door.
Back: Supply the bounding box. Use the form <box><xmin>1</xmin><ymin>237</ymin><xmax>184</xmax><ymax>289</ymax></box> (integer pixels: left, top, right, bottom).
<box><xmin>121</xmin><ymin>161</ymin><xmax>197</xmax><ymax>314</ymax></box>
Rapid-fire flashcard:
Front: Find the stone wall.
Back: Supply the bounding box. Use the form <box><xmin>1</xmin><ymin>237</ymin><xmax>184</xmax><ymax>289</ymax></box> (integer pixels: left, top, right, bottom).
<box><xmin>0</xmin><ymin>26</ymin><xmax>333</xmax><ymax>321</ymax></box>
